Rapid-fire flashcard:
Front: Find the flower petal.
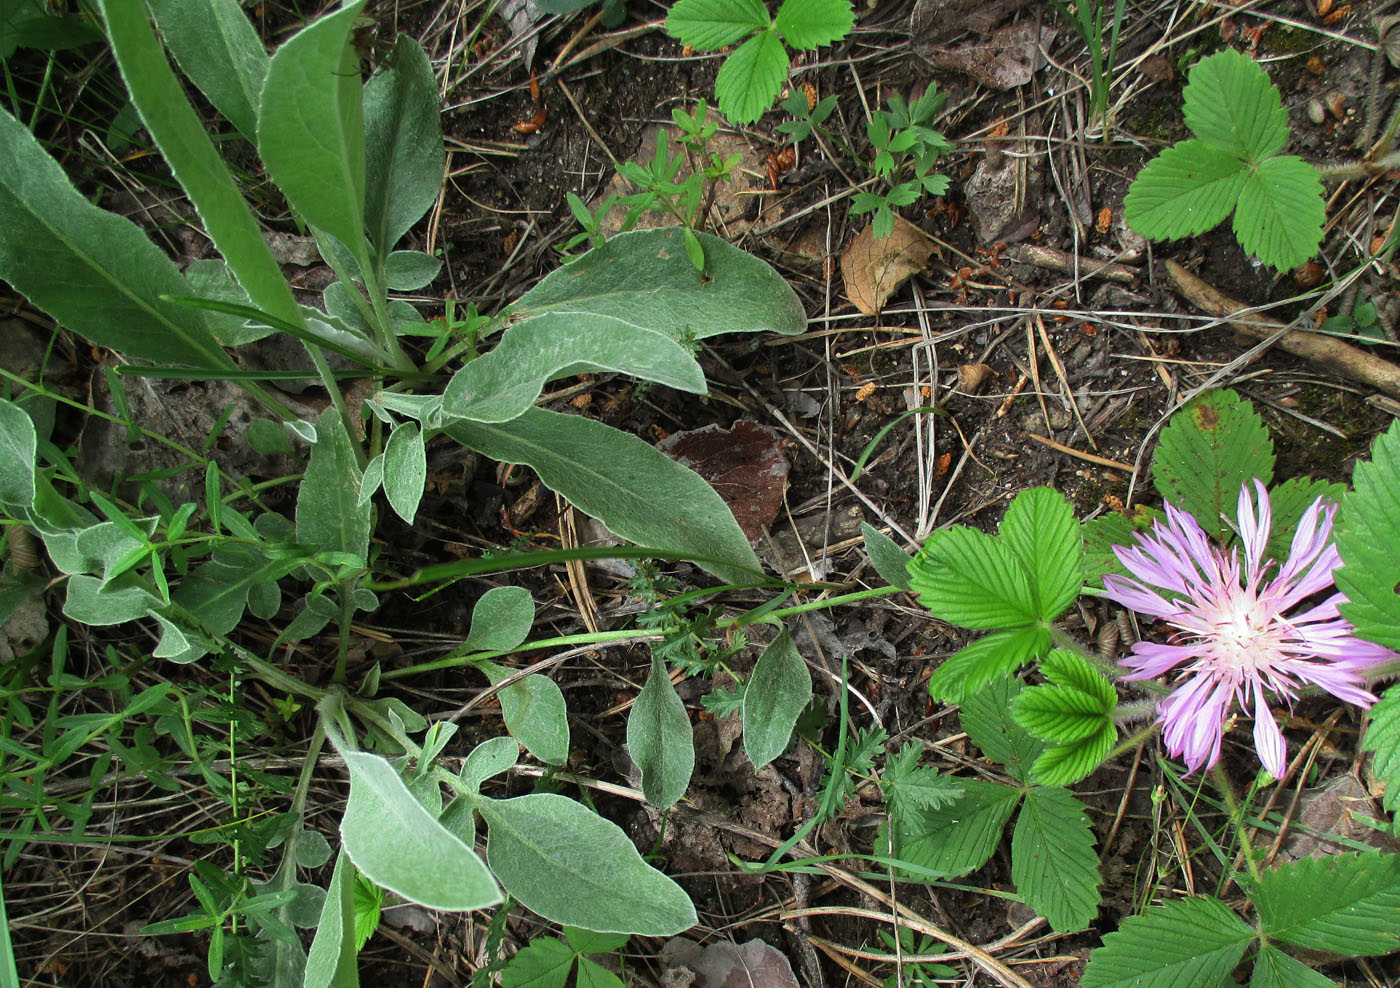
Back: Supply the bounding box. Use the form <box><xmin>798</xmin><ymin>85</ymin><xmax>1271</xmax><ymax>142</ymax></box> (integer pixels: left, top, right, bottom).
<box><xmin>1251</xmin><ymin>682</ymin><xmax>1286</xmax><ymax>779</ymax></box>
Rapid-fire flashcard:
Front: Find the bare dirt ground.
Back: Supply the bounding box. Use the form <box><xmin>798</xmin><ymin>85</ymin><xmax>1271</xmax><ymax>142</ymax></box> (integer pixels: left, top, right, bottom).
<box><xmin>5</xmin><ymin>0</ymin><xmax>1400</xmax><ymax>985</ymax></box>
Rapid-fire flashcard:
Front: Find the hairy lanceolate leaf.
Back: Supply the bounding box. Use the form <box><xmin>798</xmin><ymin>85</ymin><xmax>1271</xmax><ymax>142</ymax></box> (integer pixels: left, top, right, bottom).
<box><xmin>999</xmin><ymin>487</ymin><xmax>1083</xmax><ymax>620</ymax></box>
<box><xmin>927</xmin><ymin>624</ymin><xmax>1051</xmax><ymax>704</ymax></box>
<box><xmin>383</xmin><ymin>421</ymin><xmax>426</xmax><ymax>524</ymax></box>
<box><xmin>665</xmin><ymin>0</ymin><xmax>769</xmax><ymax>50</ymax></box>
<box><xmin>460</xmin><ymin>736</ymin><xmax>520</xmax><ymax>796</ymax></box>
<box><xmin>303</xmin><ymin>851</ymin><xmax>358</xmax><ymax>988</ymax></box>
<box><xmin>1248</xmin><ymin>944</ymin><xmax>1337</xmax><ymax>988</ymax></box>
<box><xmin>1248</xmin><ymin>852</ymin><xmax>1400</xmax><ymax>956</ymax></box>
<box><xmin>1012</xmin><ymin>786</ymin><xmax>1100</xmax><ymax>932</ymax></box>
<box><xmin>1122</xmin><ymin>141</ymin><xmax>1247</xmax><ymax>240</ymax></box>
<box><xmin>362</xmin><ymin>35</ymin><xmax>444</xmax><ymax>259</ymax></box>
<box><xmin>296</xmin><ymin>411</ymin><xmax>371</xmax><ymax>561</ymax></box>
<box><xmin>464</xmin><ymin>585</ymin><xmax>535</xmax><ymax>652</ymax></box>
<box><xmin>479</xmin><ymin>793</ymin><xmax>697</xmax><ymax>934</ymax></box>
<box><xmin>1181</xmin><ymin>49</ymin><xmax>1288</xmax><ymax>160</ymax></box>
<box><xmin>909</xmin><ymin>527</ymin><xmax>1037</xmax><ymax>630</ymax></box>
<box><xmin>627</xmin><ymin>654</ymin><xmax>696</xmax><ymax>808</ymax></box>
<box><xmin>445</xmin><ymin>409</ymin><xmax>764</xmax><ymax>586</ymax></box>
<box><xmin>1233</xmin><ymin>156</ymin><xmax>1325</xmax><ymax>272</ymax></box>
<box><xmin>340</xmin><ymin>751</ymin><xmax>500</xmax><ymax>911</ymax></box>
<box><xmin>1152</xmin><ymin>389</ymin><xmax>1275</xmax><ymax>542</ymax></box>
<box><xmin>145</xmin><ymin>0</ymin><xmax>268</xmax><ymax>142</ymax></box>
<box><xmin>861</xmin><ymin>522</ymin><xmax>913</xmax><ymax>591</ymax></box>
<box><xmin>258</xmin><ymin>3</ymin><xmax>367</xmax><ymax>259</ymax></box>
<box><xmin>1336</xmin><ymin>421</ymin><xmax>1400</xmax><ymax>650</ymax></box>
<box><xmin>714</xmin><ymin>31</ymin><xmax>787</xmax><ymax>125</ymax></box>
<box><xmin>882</xmin><ymin>779</ymin><xmax>1021</xmax><ymax>879</ymax></box>
<box><xmin>959</xmin><ymin>675</ymin><xmax>1045</xmax><ymax>783</ymax></box>
<box><xmin>0</xmin><ymin>399</ymin><xmax>36</xmax><ymax>507</ymax></box>
<box><xmin>1081</xmin><ymin>896</ymin><xmax>1256</xmax><ymax>988</ymax></box>
<box><xmin>0</xmin><ymin>105</ymin><xmax>234</xmax><ymax>371</ymax></box>
<box><xmin>774</xmin><ymin>0</ymin><xmax>853</xmax><ymax>49</ymax></box>
<box><xmin>509</xmin><ymin>229</ymin><xmax>805</xmax><ymax>342</ymax></box>
<box><xmin>478</xmin><ymin>661</ymin><xmax>570</xmax><ymax>767</ymax></box>
<box><xmin>742</xmin><ymin>628</ymin><xmax>812</xmax><ymax>769</ymax></box>
<box><xmin>1361</xmin><ymin>684</ymin><xmax>1400</xmax><ymax>811</ymax></box>
<box><xmin>442</xmin><ymin>314</ymin><xmax>706</xmax><ymax>424</ymax></box>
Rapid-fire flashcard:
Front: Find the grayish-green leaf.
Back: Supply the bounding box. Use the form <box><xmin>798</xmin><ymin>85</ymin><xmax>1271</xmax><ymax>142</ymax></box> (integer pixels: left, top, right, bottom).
<box><xmin>479</xmin><ymin>792</ymin><xmax>697</xmax><ymax>934</ymax></box>
<box><xmin>258</xmin><ymin>2</ymin><xmax>368</xmax><ymax>255</ymax></box>
<box><xmin>461</xmin><ymin>736</ymin><xmax>520</xmax><ymax>795</ymax></box>
<box><xmin>0</xmin><ymin>105</ymin><xmax>233</xmax><ymax>370</ymax></box>
<box><xmin>296</xmin><ymin>410</ymin><xmax>371</xmax><ymax>560</ymax></box>
<box><xmin>358</xmin><ymin>453</ymin><xmax>384</xmax><ymax>507</ymax></box>
<box><xmin>145</xmin><ymin>0</ymin><xmax>268</xmax><ymax>141</ymax></box>
<box><xmin>861</xmin><ymin>521</ymin><xmax>911</xmax><ymax>591</ymax></box>
<box><xmin>479</xmin><ymin>660</ymin><xmax>570</xmax><ymax>766</ymax></box>
<box><xmin>443</xmin><ymin>314</ymin><xmax>706</xmax><ymax>424</ymax></box>
<box><xmin>627</xmin><ymin>654</ymin><xmax>695</xmax><ymax>808</ymax></box>
<box><xmin>445</xmin><ymin>409</ymin><xmax>763</xmax><ymax>585</ymax></box>
<box><xmin>304</xmin><ymin>851</ymin><xmax>359</xmax><ymax>988</ymax></box>
<box><xmin>510</xmin><ymin>228</ymin><xmax>805</xmax><ymax>341</ymax></box>
<box><xmin>742</xmin><ymin>628</ymin><xmax>812</xmax><ymax>769</ymax></box>
<box><xmin>363</xmin><ymin>35</ymin><xmax>444</xmax><ymax>257</ymax></box>
<box><xmin>383</xmin><ymin>421</ymin><xmax>426</xmax><ymax>524</ymax></box>
<box><xmin>340</xmin><ymin>750</ymin><xmax>501</xmax><ymax>911</ymax></box>
<box><xmin>465</xmin><ymin>585</ymin><xmax>534</xmax><ymax>651</ymax></box>
<box><xmin>0</xmin><ymin>399</ymin><xmax>36</xmax><ymax>507</ymax></box>
<box><xmin>382</xmin><ymin>249</ymin><xmax>442</xmax><ymax>290</ymax></box>
<box><xmin>63</xmin><ymin>575</ymin><xmax>161</xmax><ymax>625</ymax></box>
<box><xmin>1012</xmin><ymin>786</ymin><xmax>1100</xmax><ymax>932</ymax></box>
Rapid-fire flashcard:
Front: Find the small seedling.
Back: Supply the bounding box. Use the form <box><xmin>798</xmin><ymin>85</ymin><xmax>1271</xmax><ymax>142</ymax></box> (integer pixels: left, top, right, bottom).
<box><xmin>851</xmin><ymin>87</ymin><xmax>952</xmax><ymax>239</ymax></box>
<box><xmin>665</xmin><ymin>0</ymin><xmax>854</xmax><ymax>124</ymax></box>
<box><xmin>1123</xmin><ymin>49</ymin><xmax>1325</xmax><ymax>270</ymax></box>
<box><xmin>1321</xmin><ymin>295</ymin><xmax>1384</xmax><ymax>343</ymax></box>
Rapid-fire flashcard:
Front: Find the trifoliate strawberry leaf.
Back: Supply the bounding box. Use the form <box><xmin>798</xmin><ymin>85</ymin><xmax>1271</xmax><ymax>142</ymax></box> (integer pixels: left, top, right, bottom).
<box><xmin>1360</xmin><ymin>683</ymin><xmax>1400</xmax><ymax>812</ymax></box>
<box><xmin>1013</xmin><ymin>684</ymin><xmax>1112</xmax><ymax>744</ymax></box>
<box><xmin>999</xmin><ymin>487</ymin><xmax>1084</xmax><ymax>621</ymax></box>
<box><xmin>1031</xmin><ymin>723</ymin><xmax>1116</xmax><ymax>787</ymax></box>
<box><xmin>1121</xmin><ymin>140</ymin><xmax>1248</xmax><ymax>241</ymax></box>
<box><xmin>1041</xmin><ymin>649</ymin><xmax>1117</xmax><ymax>708</ymax></box>
<box><xmin>1153</xmin><ymin>388</ymin><xmax>1275</xmax><ymax>543</ymax></box>
<box><xmin>576</xmin><ymin>957</ymin><xmax>626</xmax><ymax>988</ymax></box>
<box><xmin>1263</xmin><ymin>477</ymin><xmax>1346</xmax><ymax>573</ymax></box>
<box><xmin>1182</xmin><ymin>49</ymin><xmax>1288</xmax><ymax>161</ymax></box>
<box><xmin>1336</xmin><ymin>421</ymin><xmax>1400</xmax><ymax>650</ymax></box>
<box><xmin>503</xmin><ymin>937</ymin><xmax>576</xmax><ymax>988</ymax></box>
<box><xmin>1248</xmin><ymin>944</ymin><xmax>1337</xmax><ymax>988</ymax></box>
<box><xmin>665</xmin><ymin>0</ymin><xmax>769</xmax><ymax>50</ymax></box>
<box><xmin>773</xmin><ymin>0</ymin><xmax>853</xmax><ymax>49</ymax></box>
<box><xmin>1248</xmin><ymin>852</ymin><xmax>1400</xmax><ymax>956</ymax></box>
<box><xmin>882</xmin><ymin>778</ymin><xmax>1021</xmax><ymax>879</ymax></box>
<box><xmin>928</xmin><ymin>625</ymin><xmax>1051</xmax><ymax>704</ymax></box>
<box><xmin>909</xmin><ymin>526</ymin><xmax>1038</xmax><ymax>629</ymax></box>
<box><xmin>1081</xmin><ymin>896</ymin><xmax>1256</xmax><ymax>988</ymax></box>
<box><xmin>1233</xmin><ymin>155</ymin><xmax>1324</xmax><ymax>271</ymax></box>
<box><xmin>1012</xmin><ymin>786</ymin><xmax>1100</xmax><ymax>932</ymax></box>
<box><xmin>960</xmin><ymin>675</ymin><xmax>1045</xmax><ymax>783</ymax></box>
<box><xmin>714</xmin><ymin>30</ymin><xmax>787</xmax><ymax>126</ymax></box>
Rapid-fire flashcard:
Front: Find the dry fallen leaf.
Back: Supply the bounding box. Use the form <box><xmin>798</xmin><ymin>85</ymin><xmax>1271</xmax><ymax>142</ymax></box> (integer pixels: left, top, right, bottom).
<box><xmin>661</xmin><ymin>939</ymin><xmax>799</xmax><ymax>988</ymax></box>
<box><xmin>958</xmin><ymin>363</ymin><xmax>996</xmax><ymax>394</ymax></box>
<box><xmin>915</xmin><ymin>21</ymin><xmax>1056</xmax><ymax>90</ymax></box>
<box><xmin>658</xmin><ymin>421</ymin><xmax>788</xmax><ymax>545</ymax></box>
<box><xmin>841</xmin><ymin>217</ymin><xmax>934</xmax><ymax>315</ymax></box>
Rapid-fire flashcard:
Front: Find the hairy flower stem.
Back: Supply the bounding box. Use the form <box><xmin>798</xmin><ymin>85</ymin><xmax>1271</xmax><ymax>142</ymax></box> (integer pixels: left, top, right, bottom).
<box><xmin>1212</xmin><ymin>763</ymin><xmax>1262</xmax><ymax>884</ymax></box>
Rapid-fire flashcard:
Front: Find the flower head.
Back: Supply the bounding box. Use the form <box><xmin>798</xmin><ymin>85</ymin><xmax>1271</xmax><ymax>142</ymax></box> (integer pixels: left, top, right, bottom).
<box><xmin>1102</xmin><ymin>480</ymin><xmax>1392</xmax><ymax>777</ymax></box>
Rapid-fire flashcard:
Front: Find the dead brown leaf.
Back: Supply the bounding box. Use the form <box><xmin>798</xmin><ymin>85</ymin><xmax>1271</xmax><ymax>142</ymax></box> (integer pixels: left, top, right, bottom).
<box><xmin>841</xmin><ymin>217</ymin><xmax>934</xmax><ymax>315</ymax></box>
<box><xmin>661</xmin><ymin>939</ymin><xmax>799</xmax><ymax>988</ymax></box>
<box><xmin>915</xmin><ymin>21</ymin><xmax>1056</xmax><ymax>90</ymax></box>
<box><xmin>658</xmin><ymin>422</ymin><xmax>789</xmax><ymax>544</ymax></box>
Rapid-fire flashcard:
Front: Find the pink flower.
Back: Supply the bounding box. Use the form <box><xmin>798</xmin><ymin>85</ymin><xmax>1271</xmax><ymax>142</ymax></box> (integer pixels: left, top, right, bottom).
<box><xmin>1102</xmin><ymin>480</ymin><xmax>1393</xmax><ymax>777</ymax></box>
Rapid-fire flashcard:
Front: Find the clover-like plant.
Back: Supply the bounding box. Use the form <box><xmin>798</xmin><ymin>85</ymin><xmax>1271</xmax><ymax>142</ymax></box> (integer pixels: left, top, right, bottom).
<box><xmin>1123</xmin><ymin>48</ymin><xmax>1325</xmax><ymax>271</ymax></box>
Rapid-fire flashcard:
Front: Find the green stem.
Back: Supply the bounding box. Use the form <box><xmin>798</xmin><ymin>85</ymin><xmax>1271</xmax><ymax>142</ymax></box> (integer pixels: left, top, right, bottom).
<box><xmin>1212</xmin><ymin>762</ymin><xmax>1262</xmax><ymax>883</ymax></box>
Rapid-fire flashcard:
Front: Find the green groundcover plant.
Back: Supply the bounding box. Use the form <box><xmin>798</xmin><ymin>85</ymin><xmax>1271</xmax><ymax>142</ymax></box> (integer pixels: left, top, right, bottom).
<box><xmin>1124</xmin><ymin>48</ymin><xmax>1325</xmax><ymax>271</ymax></box>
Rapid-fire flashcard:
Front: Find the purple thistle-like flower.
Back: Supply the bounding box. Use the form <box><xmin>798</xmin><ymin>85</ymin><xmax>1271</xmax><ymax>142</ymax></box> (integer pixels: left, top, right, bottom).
<box><xmin>1101</xmin><ymin>480</ymin><xmax>1393</xmax><ymax>778</ymax></box>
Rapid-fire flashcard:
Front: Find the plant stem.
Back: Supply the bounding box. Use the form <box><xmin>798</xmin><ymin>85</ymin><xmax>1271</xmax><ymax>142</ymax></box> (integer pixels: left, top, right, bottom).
<box><xmin>1212</xmin><ymin>763</ymin><xmax>1262</xmax><ymax>883</ymax></box>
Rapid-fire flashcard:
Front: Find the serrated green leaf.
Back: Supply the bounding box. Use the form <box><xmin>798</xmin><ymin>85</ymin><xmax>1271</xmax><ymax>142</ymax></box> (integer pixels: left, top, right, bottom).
<box><xmin>960</xmin><ymin>675</ymin><xmax>1045</xmax><ymax>782</ymax></box>
<box><xmin>1081</xmin><ymin>896</ymin><xmax>1256</xmax><ymax>988</ymax></box>
<box><xmin>576</xmin><ymin>956</ymin><xmax>626</xmax><ymax>988</ymax></box>
<box><xmin>882</xmin><ymin>743</ymin><xmax>962</xmax><ymax>821</ymax></box>
<box><xmin>861</xmin><ymin>521</ymin><xmax>912</xmax><ymax>591</ymax></box>
<box><xmin>1249</xmin><ymin>852</ymin><xmax>1400</xmax><ymax>956</ymax></box>
<box><xmin>927</xmin><ymin>625</ymin><xmax>1051</xmax><ymax>704</ymax></box>
<box><xmin>1031</xmin><ymin>723</ymin><xmax>1116</xmax><ymax>786</ymax></box>
<box><xmin>883</xmin><ymin>778</ymin><xmax>1020</xmax><ymax>879</ymax></box>
<box><xmin>1082</xmin><ymin>507</ymin><xmax>1163</xmax><ymax>585</ymax></box>
<box><xmin>1248</xmin><ymin>944</ymin><xmax>1337</xmax><ymax>988</ymax></box>
<box><xmin>383</xmin><ymin>421</ymin><xmax>426</xmax><ymax>524</ymax></box>
<box><xmin>714</xmin><ymin>30</ymin><xmax>787</xmax><ymax>126</ymax></box>
<box><xmin>909</xmin><ymin>527</ymin><xmax>1038</xmax><ymax>630</ymax></box>
<box><xmin>743</xmin><ymin>628</ymin><xmax>812</xmax><ymax>769</ymax></box>
<box><xmin>479</xmin><ymin>792</ymin><xmax>697</xmax><ymax>934</ymax></box>
<box><xmin>1012</xmin><ymin>786</ymin><xmax>1100</xmax><ymax>932</ymax></box>
<box><xmin>665</xmin><ymin>0</ymin><xmax>769</xmax><ymax>50</ymax></box>
<box><xmin>1040</xmin><ymin>649</ymin><xmax>1116</xmax><ymax>708</ymax></box>
<box><xmin>351</xmin><ymin>873</ymin><xmax>382</xmax><ymax>951</ymax></box>
<box><xmin>1264</xmin><ymin>477</ymin><xmax>1345</xmax><ymax>572</ymax></box>
<box><xmin>627</xmin><ymin>654</ymin><xmax>695</xmax><ymax>808</ymax></box>
<box><xmin>773</xmin><ymin>0</ymin><xmax>853</xmax><ymax>48</ymax></box>
<box><xmin>1361</xmin><ymin>683</ymin><xmax>1400</xmax><ymax>811</ymax></box>
<box><xmin>502</xmin><ymin>937</ymin><xmax>575</xmax><ymax>988</ymax></box>
<box><xmin>563</xmin><ymin>928</ymin><xmax>630</xmax><ymax>955</ymax></box>
<box><xmin>1182</xmin><ymin>49</ymin><xmax>1288</xmax><ymax>160</ymax></box>
<box><xmin>1123</xmin><ymin>140</ymin><xmax>1248</xmax><ymax>241</ymax></box>
<box><xmin>1233</xmin><ymin>156</ymin><xmax>1324</xmax><ymax>270</ymax></box>
<box><xmin>999</xmin><ymin>487</ymin><xmax>1083</xmax><ymax>620</ymax></box>
<box><xmin>1153</xmin><ymin>389</ymin><xmax>1274</xmax><ymax>542</ymax></box>
<box><xmin>1337</xmin><ymin>421</ymin><xmax>1400</xmax><ymax>650</ymax></box>
<box><xmin>363</xmin><ymin>36</ymin><xmax>444</xmax><ymax>258</ymax></box>
<box><xmin>1013</xmin><ymin>685</ymin><xmax>1112</xmax><ymax>744</ymax></box>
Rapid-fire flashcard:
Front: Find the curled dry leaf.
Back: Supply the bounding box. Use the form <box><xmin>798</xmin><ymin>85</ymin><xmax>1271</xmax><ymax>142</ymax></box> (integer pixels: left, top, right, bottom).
<box><xmin>958</xmin><ymin>363</ymin><xmax>996</xmax><ymax>394</ymax></box>
<box><xmin>841</xmin><ymin>216</ymin><xmax>934</xmax><ymax>315</ymax></box>
<box><xmin>661</xmin><ymin>939</ymin><xmax>799</xmax><ymax>988</ymax></box>
<box><xmin>658</xmin><ymin>421</ymin><xmax>789</xmax><ymax>545</ymax></box>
